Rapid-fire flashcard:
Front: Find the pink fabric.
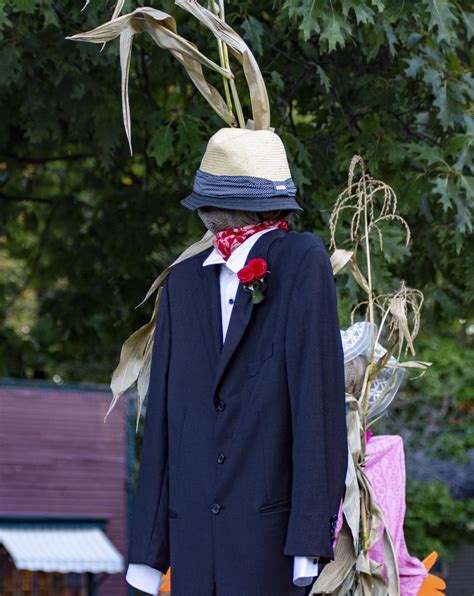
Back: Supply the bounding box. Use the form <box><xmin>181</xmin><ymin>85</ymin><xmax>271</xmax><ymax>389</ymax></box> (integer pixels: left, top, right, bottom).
<box><xmin>333</xmin><ymin>435</ymin><xmax>428</xmax><ymax>595</ymax></box>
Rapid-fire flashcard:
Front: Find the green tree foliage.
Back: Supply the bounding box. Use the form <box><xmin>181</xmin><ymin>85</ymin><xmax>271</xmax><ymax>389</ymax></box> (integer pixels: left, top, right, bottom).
<box><xmin>1</xmin><ymin>0</ymin><xmax>472</xmax><ymax>378</ymax></box>
<box><xmin>378</xmin><ymin>329</ymin><xmax>474</xmax><ymax>460</ymax></box>
<box><xmin>405</xmin><ymin>478</ymin><xmax>474</xmax><ymax>562</ymax></box>
<box><xmin>1</xmin><ymin>0</ymin><xmax>472</xmax><ymax>563</ymax></box>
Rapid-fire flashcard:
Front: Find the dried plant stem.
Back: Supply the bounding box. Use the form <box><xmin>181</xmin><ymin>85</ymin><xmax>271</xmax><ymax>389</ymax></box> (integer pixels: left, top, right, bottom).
<box><xmin>360</xmin><ymin>497</ymin><xmax>368</xmax><ymax>552</ymax></box>
<box><xmin>209</xmin><ymin>0</ymin><xmax>245</xmax><ymax>127</ymax></box>
<box><xmin>359</xmin><ymin>364</ymin><xmax>371</xmax><ymax>550</ymax></box>
<box><xmin>209</xmin><ymin>0</ymin><xmax>233</xmax><ymax>114</ymax></box>
<box><xmin>359</xmin><ymin>169</ymin><xmax>377</xmax><ymax>428</ymax></box>
<box><xmin>219</xmin><ymin>44</ymin><xmax>233</xmax><ymax>113</ymax></box>
<box><xmin>219</xmin><ymin>2</ymin><xmax>245</xmax><ymax>128</ymax></box>
<box><xmin>363</xmin><ymin>183</ymin><xmax>375</xmax><ymax>327</ymax></box>
<box><xmin>360</xmin><ymin>174</ymin><xmax>374</xmax><ymax>550</ymax></box>
<box><xmin>229</xmin><ymin>78</ymin><xmax>246</xmax><ymax>128</ymax></box>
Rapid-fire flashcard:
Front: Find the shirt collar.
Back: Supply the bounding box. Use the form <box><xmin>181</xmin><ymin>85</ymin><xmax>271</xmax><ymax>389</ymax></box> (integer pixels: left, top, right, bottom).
<box><xmin>202</xmin><ymin>228</ymin><xmax>274</xmax><ymax>274</ymax></box>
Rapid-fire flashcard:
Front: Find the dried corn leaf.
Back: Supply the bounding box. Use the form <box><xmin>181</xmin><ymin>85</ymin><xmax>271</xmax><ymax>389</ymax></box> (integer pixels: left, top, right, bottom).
<box><xmin>389</xmin><ymin>293</ymin><xmax>415</xmax><ymax>355</ymax></box>
<box><xmin>344</xmin><ymin>447</ymin><xmax>361</xmax><ymax>549</ymax></box>
<box><xmin>347</xmin><ymin>403</ymin><xmax>363</xmax><ymax>455</ymax></box>
<box><xmin>111</xmin><ymin>0</ymin><xmax>125</xmax><ymax>20</ymax></box>
<box><xmin>310</xmin><ymin>520</ymin><xmax>356</xmax><ymax>593</ymax></box>
<box><xmin>367</xmin><ymin>368</ymin><xmax>406</xmax><ymax>421</ymax></box>
<box><xmin>355</xmin><ymin>551</ymin><xmax>388</xmax><ymax>595</ymax></box>
<box><xmin>310</xmin><ymin>398</ymin><xmax>361</xmax><ymax>593</ymax></box>
<box><xmin>356</xmin><ymin>468</ymin><xmax>381</xmax><ymax>549</ymax></box>
<box><xmin>331</xmin><ymin>248</ymin><xmax>354</xmax><ymax>275</ymax></box>
<box><xmin>66</xmin><ymin>7</ymin><xmax>235</xmax><ymax>154</ymax></box>
<box><xmin>137</xmin><ymin>230</ymin><xmax>214</xmax><ymax>308</ymax></box>
<box><xmin>106</xmin><ymin>291</ymin><xmax>162</xmax><ymax>422</ymax></box>
<box><xmin>107</xmin><ymin>231</ymin><xmax>214</xmax><ymax>423</ymax></box>
<box><xmin>370</xmin><ymin>503</ymin><xmax>400</xmax><ymax>595</ymax></box>
<box><xmin>398</xmin><ymin>360</ymin><xmax>432</xmax><ymax>369</ymax></box>
<box><xmin>175</xmin><ymin>0</ymin><xmax>270</xmax><ymax>129</ymax></box>
<box><xmin>368</xmin><ymin>345</ymin><xmax>397</xmax><ymax>380</ymax></box>
<box><xmin>356</xmin><ymin>465</ymin><xmax>400</xmax><ymax>594</ymax></box>
<box><xmin>344</xmin><ymin>397</ymin><xmax>363</xmax><ymax>547</ymax></box>
<box><xmin>333</xmin><ymin>565</ymin><xmax>356</xmax><ymax>595</ymax></box>
<box><xmin>350</xmin><ymin>258</ymin><xmax>371</xmax><ymax>294</ymax></box>
<box><xmin>134</xmin><ymin>322</ymin><xmax>154</xmax><ymax>430</ymax></box>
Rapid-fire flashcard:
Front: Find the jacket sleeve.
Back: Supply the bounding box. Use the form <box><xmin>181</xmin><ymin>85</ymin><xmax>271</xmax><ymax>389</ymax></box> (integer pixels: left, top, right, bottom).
<box><xmin>283</xmin><ymin>241</ymin><xmax>348</xmax><ymax>563</ymax></box>
<box><xmin>128</xmin><ymin>277</ymin><xmax>171</xmax><ymax>573</ymax></box>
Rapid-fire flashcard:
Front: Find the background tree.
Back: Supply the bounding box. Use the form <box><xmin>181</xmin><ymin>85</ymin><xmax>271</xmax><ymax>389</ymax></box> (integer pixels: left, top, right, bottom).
<box><xmin>0</xmin><ymin>0</ymin><xmax>472</xmax><ymax>564</ymax></box>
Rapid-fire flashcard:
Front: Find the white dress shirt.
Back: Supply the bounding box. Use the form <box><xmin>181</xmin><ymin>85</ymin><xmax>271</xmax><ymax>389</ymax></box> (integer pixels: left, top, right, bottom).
<box><xmin>126</xmin><ymin>227</ymin><xmax>319</xmax><ymax>594</ymax></box>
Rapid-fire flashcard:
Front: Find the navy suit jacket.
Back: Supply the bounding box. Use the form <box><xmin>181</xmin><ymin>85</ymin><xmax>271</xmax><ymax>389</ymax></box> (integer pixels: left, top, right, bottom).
<box><xmin>128</xmin><ymin>229</ymin><xmax>348</xmax><ymax>596</ymax></box>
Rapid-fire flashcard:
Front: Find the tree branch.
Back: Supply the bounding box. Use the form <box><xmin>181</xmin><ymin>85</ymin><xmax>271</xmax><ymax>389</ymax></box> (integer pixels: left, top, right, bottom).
<box><xmin>0</xmin><ymin>192</ymin><xmax>54</xmax><ymax>204</ymax></box>
<box><xmin>1</xmin><ymin>153</ymin><xmax>93</xmax><ymax>164</ymax></box>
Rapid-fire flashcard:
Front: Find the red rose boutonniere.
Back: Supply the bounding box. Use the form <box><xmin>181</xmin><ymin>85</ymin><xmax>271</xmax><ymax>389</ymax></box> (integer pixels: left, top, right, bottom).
<box><xmin>237</xmin><ymin>258</ymin><xmax>270</xmax><ymax>304</ymax></box>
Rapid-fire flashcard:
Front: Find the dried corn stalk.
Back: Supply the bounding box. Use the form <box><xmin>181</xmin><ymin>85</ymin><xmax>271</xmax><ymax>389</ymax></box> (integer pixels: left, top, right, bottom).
<box><xmin>66</xmin><ymin>7</ymin><xmax>235</xmax><ymax>155</ymax></box>
<box><xmin>66</xmin><ymin>1</ymin><xmax>271</xmax><ymax>154</ymax></box>
<box><xmin>66</xmin><ymin>0</ymin><xmax>270</xmax><ymax>427</ymax></box>
<box><xmin>312</xmin><ymin>155</ymin><xmax>431</xmax><ymax>595</ymax></box>
<box><xmin>175</xmin><ymin>0</ymin><xmax>270</xmax><ymax>129</ymax></box>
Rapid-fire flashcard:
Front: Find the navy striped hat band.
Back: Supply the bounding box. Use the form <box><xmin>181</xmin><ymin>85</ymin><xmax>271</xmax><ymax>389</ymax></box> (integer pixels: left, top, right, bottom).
<box><xmin>193</xmin><ymin>169</ymin><xmax>297</xmax><ymax>199</ymax></box>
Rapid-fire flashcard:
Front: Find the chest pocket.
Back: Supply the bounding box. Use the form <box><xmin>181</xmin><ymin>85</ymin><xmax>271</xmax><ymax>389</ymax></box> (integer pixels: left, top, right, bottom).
<box><xmin>247</xmin><ymin>342</ymin><xmax>274</xmax><ymax>378</ymax></box>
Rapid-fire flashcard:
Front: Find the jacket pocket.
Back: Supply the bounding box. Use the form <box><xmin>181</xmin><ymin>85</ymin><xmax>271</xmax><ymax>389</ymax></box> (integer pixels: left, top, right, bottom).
<box><xmin>247</xmin><ymin>342</ymin><xmax>274</xmax><ymax>378</ymax></box>
<box><xmin>259</xmin><ymin>497</ymin><xmax>291</xmax><ymax>515</ymax></box>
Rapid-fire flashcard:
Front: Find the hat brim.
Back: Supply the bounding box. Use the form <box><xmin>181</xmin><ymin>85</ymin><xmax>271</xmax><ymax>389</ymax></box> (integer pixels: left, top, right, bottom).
<box><xmin>181</xmin><ymin>192</ymin><xmax>303</xmax><ymax>212</ymax></box>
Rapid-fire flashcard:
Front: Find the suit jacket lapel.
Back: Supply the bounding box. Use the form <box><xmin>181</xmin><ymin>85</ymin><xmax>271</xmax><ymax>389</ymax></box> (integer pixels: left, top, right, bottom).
<box><xmin>193</xmin><ymin>254</ymin><xmax>223</xmax><ymax>371</ymax></box>
<box><xmin>211</xmin><ymin>228</ymin><xmax>287</xmax><ymax>399</ymax></box>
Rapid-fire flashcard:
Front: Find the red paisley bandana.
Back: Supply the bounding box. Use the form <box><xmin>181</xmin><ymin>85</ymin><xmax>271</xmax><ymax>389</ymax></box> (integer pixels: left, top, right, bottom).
<box><xmin>213</xmin><ymin>216</ymin><xmax>289</xmax><ymax>261</ymax></box>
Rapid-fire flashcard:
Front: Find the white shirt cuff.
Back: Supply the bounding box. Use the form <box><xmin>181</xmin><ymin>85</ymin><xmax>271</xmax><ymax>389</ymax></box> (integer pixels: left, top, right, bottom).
<box><xmin>126</xmin><ymin>564</ymin><xmax>163</xmax><ymax>595</ymax></box>
<box><xmin>126</xmin><ymin>558</ymin><xmax>318</xmax><ymax>591</ymax></box>
<box><xmin>293</xmin><ymin>555</ymin><xmax>319</xmax><ymax>586</ymax></box>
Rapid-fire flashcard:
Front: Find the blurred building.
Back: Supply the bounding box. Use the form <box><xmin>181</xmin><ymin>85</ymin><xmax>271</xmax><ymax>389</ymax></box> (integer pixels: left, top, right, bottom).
<box><xmin>0</xmin><ymin>379</ymin><xmax>133</xmax><ymax>596</ymax></box>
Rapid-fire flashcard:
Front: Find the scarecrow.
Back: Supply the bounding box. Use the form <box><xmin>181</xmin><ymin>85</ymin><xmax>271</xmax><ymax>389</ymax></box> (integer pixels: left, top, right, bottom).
<box><xmin>67</xmin><ymin>4</ymin><xmax>348</xmax><ymax>595</ymax></box>
<box><xmin>121</xmin><ymin>125</ymin><xmax>348</xmax><ymax>596</ymax></box>
<box><xmin>67</xmin><ymin>2</ymin><xmax>446</xmax><ymax>595</ymax></box>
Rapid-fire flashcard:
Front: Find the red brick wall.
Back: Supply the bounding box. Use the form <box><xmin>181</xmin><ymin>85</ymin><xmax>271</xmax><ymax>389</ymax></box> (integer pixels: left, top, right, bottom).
<box><xmin>0</xmin><ymin>382</ymin><xmax>129</xmax><ymax>596</ymax></box>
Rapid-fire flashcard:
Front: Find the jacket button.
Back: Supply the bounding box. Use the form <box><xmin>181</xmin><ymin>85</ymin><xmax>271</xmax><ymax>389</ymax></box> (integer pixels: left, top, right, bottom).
<box><xmin>217</xmin><ymin>452</ymin><xmax>226</xmax><ymax>464</ymax></box>
<box><xmin>216</xmin><ymin>400</ymin><xmax>226</xmax><ymax>412</ymax></box>
<box><xmin>211</xmin><ymin>503</ymin><xmax>221</xmax><ymax>514</ymax></box>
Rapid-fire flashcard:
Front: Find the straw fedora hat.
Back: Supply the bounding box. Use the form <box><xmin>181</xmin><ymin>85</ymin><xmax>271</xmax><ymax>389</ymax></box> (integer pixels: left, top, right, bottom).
<box><xmin>181</xmin><ymin>127</ymin><xmax>303</xmax><ymax>212</ymax></box>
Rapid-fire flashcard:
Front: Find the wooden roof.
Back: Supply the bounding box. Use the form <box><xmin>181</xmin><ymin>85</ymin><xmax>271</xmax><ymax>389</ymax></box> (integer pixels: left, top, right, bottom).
<box><xmin>0</xmin><ymin>380</ymin><xmax>129</xmax><ymax>596</ymax></box>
